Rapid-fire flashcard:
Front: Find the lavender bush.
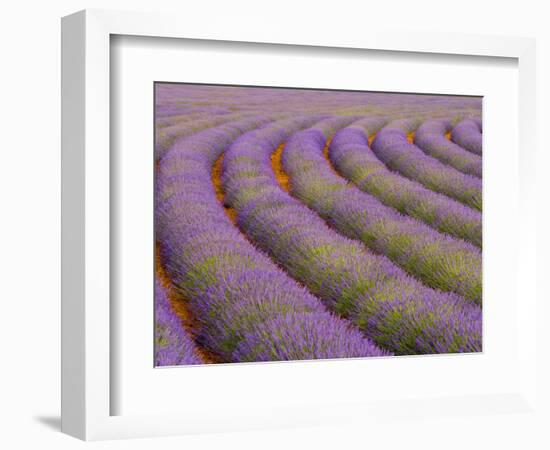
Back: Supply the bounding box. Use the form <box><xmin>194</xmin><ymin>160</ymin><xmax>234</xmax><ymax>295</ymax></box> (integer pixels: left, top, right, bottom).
<box><xmin>222</xmin><ymin>117</ymin><xmax>482</xmax><ymax>354</ymax></box>
<box><xmin>371</xmin><ymin>120</ymin><xmax>482</xmax><ymax>211</ymax></box>
<box><xmin>156</xmin><ymin>117</ymin><xmax>388</xmax><ymax>362</ymax></box>
<box><xmin>156</xmin><ymin>113</ymin><xmax>254</xmax><ymax>161</ymax></box>
<box><xmin>451</xmin><ymin>118</ymin><xmax>483</xmax><ymax>155</ymax></box>
<box><xmin>154</xmin><ymin>84</ymin><xmax>483</xmax><ymax>364</ymax></box>
<box><xmin>329</xmin><ymin>121</ymin><xmax>482</xmax><ymax>247</ymax></box>
<box><xmin>414</xmin><ymin>119</ymin><xmax>482</xmax><ymax>177</ymax></box>
<box><xmin>283</xmin><ymin>124</ymin><xmax>482</xmax><ymax>304</ymax></box>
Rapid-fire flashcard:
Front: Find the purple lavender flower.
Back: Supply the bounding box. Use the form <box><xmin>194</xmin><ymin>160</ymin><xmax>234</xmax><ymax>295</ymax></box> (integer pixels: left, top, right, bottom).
<box><xmin>371</xmin><ymin>120</ymin><xmax>482</xmax><ymax>211</ymax></box>
<box><xmin>329</xmin><ymin>122</ymin><xmax>482</xmax><ymax>247</ymax></box>
<box><xmin>156</xmin><ymin>114</ymin><xmax>240</xmax><ymax>160</ymax></box>
<box><xmin>154</xmin><ymin>84</ymin><xmax>483</xmax><ymax>360</ymax></box>
<box><xmin>233</xmin><ymin>311</ymin><xmax>385</xmax><ymax>362</ymax></box>
<box><xmin>414</xmin><ymin>119</ymin><xmax>482</xmax><ymax>177</ymax></box>
<box><xmin>451</xmin><ymin>118</ymin><xmax>483</xmax><ymax>155</ymax></box>
<box><xmin>283</xmin><ymin>125</ymin><xmax>482</xmax><ymax>304</ymax></box>
<box><xmin>156</xmin><ymin>117</ymin><xmax>388</xmax><ymax>363</ymax></box>
<box><xmin>223</xmin><ymin>117</ymin><xmax>482</xmax><ymax>354</ymax></box>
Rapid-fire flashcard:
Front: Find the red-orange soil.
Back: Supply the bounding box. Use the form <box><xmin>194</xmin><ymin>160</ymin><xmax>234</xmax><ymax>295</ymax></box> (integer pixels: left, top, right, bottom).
<box><xmin>271</xmin><ymin>143</ymin><xmax>291</xmax><ymax>192</ymax></box>
<box><xmin>212</xmin><ymin>154</ymin><xmax>238</xmax><ymax>224</ymax></box>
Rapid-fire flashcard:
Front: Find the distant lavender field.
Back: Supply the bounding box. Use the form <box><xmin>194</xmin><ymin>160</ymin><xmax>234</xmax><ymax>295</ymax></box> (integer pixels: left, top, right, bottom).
<box><xmin>154</xmin><ymin>83</ymin><xmax>482</xmax><ymax>366</ymax></box>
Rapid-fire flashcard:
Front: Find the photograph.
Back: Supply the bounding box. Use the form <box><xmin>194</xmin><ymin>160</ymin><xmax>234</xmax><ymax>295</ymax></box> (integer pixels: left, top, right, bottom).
<box><xmin>154</xmin><ymin>83</ymin><xmax>483</xmax><ymax>366</ymax></box>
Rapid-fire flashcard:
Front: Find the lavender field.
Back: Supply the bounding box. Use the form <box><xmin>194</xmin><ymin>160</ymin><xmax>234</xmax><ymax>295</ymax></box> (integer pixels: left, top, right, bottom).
<box><xmin>154</xmin><ymin>83</ymin><xmax>482</xmax><ymax>366</ymax></box>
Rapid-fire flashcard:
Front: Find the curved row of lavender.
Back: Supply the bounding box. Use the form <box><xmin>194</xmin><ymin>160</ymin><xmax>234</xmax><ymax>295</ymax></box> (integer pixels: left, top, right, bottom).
<box><xmin>156</xmin><ymin>111</ymin><xmax>222</xmax><ymax>128</ymax></box>
<box><xmin>380</xmin><ymin>117</ymin><xmax>420</xmax><ymax>135</ymax></box>
<box><xmin>413</xmin><ymin>119</ymin><xmax>482</xmax><ymax>178</ymax></box>
<box><xmin>329</xmin><ymin>119</ymin><xmax>482</xmax><ymax>247</ymax></box>
<box><xmin>283</xmin><ymin>122</ymin><xmax>482</xmax><ymax>304</ymax></box>
<box><xmin>155</xmin><ymin>278</ymin><xmax>203</xmax><ymax>366</ymax></box>
<box><xmin>156</xmin><ymin>113</ymin><xmax>246</xmax><ymax>160</ymax></box>
<box><xmin>451</xmin><ymin>118</ymin><xmax>483</xmax><ymax>155</ymax></box>
<box><xmin>371</xmin><ymin>119</ymin><xmax>482</xmax><ymax>211</ymax></box>
<box><xmin>222</xmin><ymin>117</ymin><xmax>482</xmax><ymax>355</ymax></box>
<box><xmin>157</xmin><ymin>116</ymin><xmax>388</xmax><ymax>363</ymax></box>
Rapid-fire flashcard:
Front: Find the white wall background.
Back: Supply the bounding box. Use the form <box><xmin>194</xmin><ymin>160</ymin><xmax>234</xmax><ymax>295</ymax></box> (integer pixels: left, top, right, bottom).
<box><xmin>0</xmin><ymin>1</ymin><xmax>548</xmax><ymax>448</ymax></box>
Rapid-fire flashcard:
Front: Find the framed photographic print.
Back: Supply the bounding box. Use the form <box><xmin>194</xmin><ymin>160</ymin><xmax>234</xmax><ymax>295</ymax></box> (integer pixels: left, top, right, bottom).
<box><xmin>62</xmin><ymin>9</ymin><xmax>542</xmax><ymax>443</ymax></box>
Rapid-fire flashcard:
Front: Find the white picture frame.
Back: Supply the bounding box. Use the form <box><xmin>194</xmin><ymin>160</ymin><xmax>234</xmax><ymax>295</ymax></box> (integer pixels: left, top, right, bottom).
<box><xmin>61</xmin><ymin>8</ymin><xmax>541</xmax><ymax>442</ymax></box>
